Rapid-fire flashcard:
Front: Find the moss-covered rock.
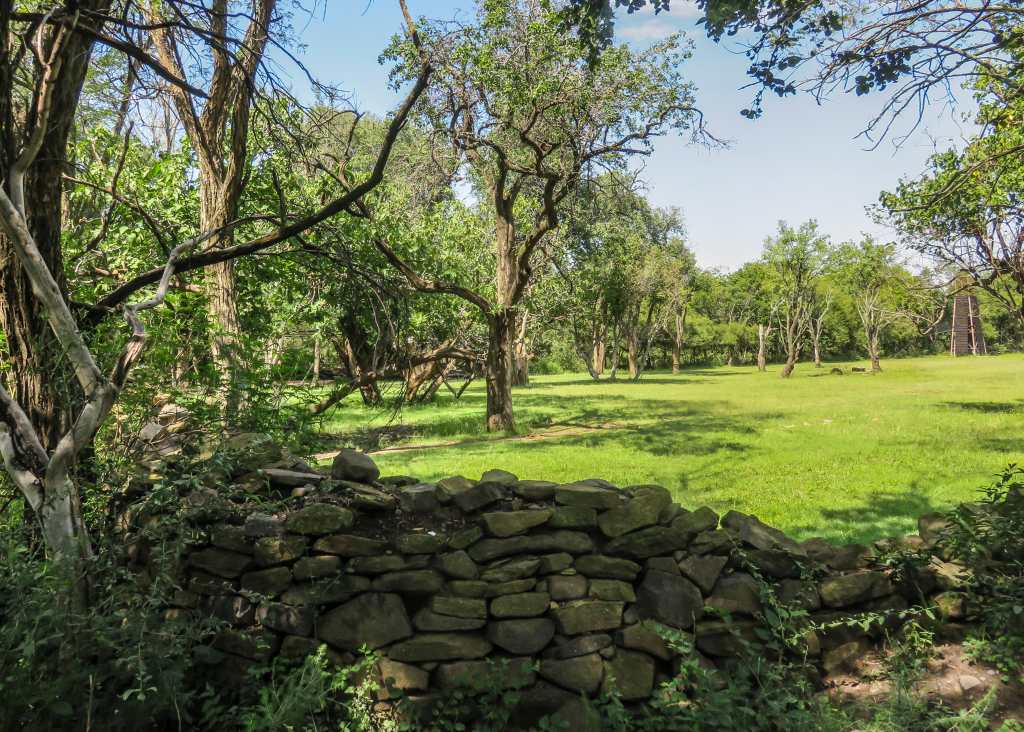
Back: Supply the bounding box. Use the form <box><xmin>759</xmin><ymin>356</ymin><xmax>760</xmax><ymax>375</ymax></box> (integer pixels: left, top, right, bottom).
<box><xmin>318</xmin><ymin>593</ymin><xmax>412</xmax><ymax>650</ymax></box>
<box><xmin>285</xmin><ymin>504</ymin><xmax>354</xmax><ymax>535</ymax></box>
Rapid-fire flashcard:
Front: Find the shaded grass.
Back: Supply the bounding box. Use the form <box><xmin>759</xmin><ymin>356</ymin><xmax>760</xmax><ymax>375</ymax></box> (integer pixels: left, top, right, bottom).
<box><xmin>313</xmin><ymin>354</ymin><xmax>1024</xmax><ymax>544</ymax></box>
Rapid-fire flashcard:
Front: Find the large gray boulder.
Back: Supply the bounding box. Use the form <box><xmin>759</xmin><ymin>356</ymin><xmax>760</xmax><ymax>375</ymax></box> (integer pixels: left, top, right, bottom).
<box><xmin>330</xmin><ymin>448</ymin><xmax>380</xmax><ymax>483</ymax></box>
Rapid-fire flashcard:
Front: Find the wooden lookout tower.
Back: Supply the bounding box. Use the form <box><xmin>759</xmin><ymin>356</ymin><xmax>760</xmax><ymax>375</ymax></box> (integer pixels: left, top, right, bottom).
<box><xmin>949</xmin><ymin>274</ymin><xmax>987</xmax><ymax>356</ymax></box>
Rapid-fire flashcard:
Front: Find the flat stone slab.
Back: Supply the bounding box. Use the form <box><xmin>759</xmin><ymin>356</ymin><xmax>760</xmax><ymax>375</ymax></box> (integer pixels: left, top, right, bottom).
<box><xmin>262</xmin><ymin>468</ymin><xmax>325</xmax><ymax>487</ymax></box>
<box><xmin>605</xmin><ymin>526</ymin><xmax>690</xmax><ymax>559</ymax></box>
<box><xmin>312</xmin><ymin>534</ymin><xmax>388</xmax><ymax>557</ymax></box>
<box><xmin>469</xmin><ymin>531</ymin><xmax>594</xmax><ymax>562</ymax></box>
<box><xmin>453</xmin><ymin>481</ymin><xmax>507</xmax><ymax>513</ymax></box>
<box><xmin>575</xmin><ymin>555</ymin><xmax>642</xmax><ymax>581</ymax></box>
<box><xmin>490</xmin><ymin>591</ymin><xmax>551</xmax><ymax>618</ymax></box>
<box><xmin>431</xmin><ymin>596</ymin><xmax>488</xmax><ymax>619</ymax></box>
<box><xmin>482</xmin><ymin>509</ymin><xmax>553</xmax><ymax>537</ymax></box>
<box><xmin>292</xmin><ymin>555</ymin><xmax>342</xmax><ymax>581</ymax></box>
<box><xmin>550</xmin><ymin>600</ymin><xmax>624</xmax><ymax>635</ymax></box>
<box><xmin>412</xmin><ymin>608</ymin><xmax>486</xmax><ymax>632</ymax></box>
<box><xmin>285</xmin><ymin>504</ymin><xmax>354</xmax><ymax>535</ymax></box>
<box><xmin>555</xmin><ymin>483</ymin><xmax>622</xmax><ymax>510</ymax></box>
<box><xmin>387</xmin><ymin>633</ymin><xmax>493</xmax><ymax>662</ymax></box>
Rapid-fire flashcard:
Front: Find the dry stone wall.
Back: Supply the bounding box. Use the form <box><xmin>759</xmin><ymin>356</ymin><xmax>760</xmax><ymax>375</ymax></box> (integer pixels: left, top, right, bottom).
<box><xmin>125</xmin><ymin>435</ymin><xmax>965</xmax><ymax>727</ymax></box>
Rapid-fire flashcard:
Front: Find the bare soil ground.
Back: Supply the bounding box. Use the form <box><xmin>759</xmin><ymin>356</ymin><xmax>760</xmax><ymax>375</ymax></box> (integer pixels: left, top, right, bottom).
<box><xmin>826</xmin><ymin>643</ymin><xmax>1024</xmax><ymax>726</ymax></box>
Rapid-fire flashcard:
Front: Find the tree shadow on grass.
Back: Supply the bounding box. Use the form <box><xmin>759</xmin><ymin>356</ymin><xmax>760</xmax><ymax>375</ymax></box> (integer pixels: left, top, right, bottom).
<box><xmin>508</xmin><ymin>401</ymin><xmax>782</xmax><ymax>462</ymax></box>
<box><xmin>680</xmin><ymin>369</ymin><xmax>750</xmax><ymax>377</ymax></box>
<box><xmin>522</xmin><ymin>376</ymin><xmax>712</xmax><ymax>389</ymax></box>
<box><xmin>973</xmin><ymin>437</ymin><xmax>1024</xmax><ymax>455</ymax></box>
<box><xmin>939</xmin><ymin>399</ymin><xmax>1024</xmax><ymax>414</ymax></box>
<box><xmin>787</xmin><ymin>483</ymin><xmax>948</xmax><ymax>544</ymax></box>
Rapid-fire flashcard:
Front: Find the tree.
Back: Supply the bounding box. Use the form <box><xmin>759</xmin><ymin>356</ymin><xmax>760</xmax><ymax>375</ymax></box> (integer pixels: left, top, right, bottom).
<box><xmin>568</xmin><ymin>0</ymin><xmax>1023</xmax><ymax>147</ymax></box>
<box><xmin>0</xmin><ymin>2</ymin><xmax>113</xmax><ymax>458</ymax></box>
<box><xmin>379</xmin><ymin>0</ymin><xmax>705</xmax><ymax>430</ymax></box>
<box><xmin>653</xmin><ymin>210</ymin><xmax>696</xmax><ymax>374</ymax></box>
<box><xmin>0</xmin><ymin>2</ymin><xmax>430</xmax><ymax>589</ymax></box>
<box><xmin>808</xmin><ymin>283</ymin><xmax>833</xmax><ymax>368</ymax></box>
<box><xmin>831</xmin><ymin>238</ymin><xmax>907</xmax><ymax>371</ymax></box>
<box><xmin>878</xmin><ymin>58</ymin><xmax>1024</xmax><ymax>327</ymax></box>
<box><xmin>763</xmin><ymin>220</ymin><xmax>828</xmax><ymax>378</ymax></box>
<box><xmin>146</xmin><ymin>0</ymin><xmax>278</xmax><ymax>421</ymax></box>
<box><xmin>709</xmin><ymin>262</ymin><xmax>775</xmax><ymax>370</ymax></box>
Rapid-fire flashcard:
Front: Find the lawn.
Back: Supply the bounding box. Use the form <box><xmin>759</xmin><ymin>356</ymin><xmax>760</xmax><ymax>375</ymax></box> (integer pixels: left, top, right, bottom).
<box><xmin>315</xmin><ymin>354</ymin><xmax>1024</xmax><ymax>544</ymax></box>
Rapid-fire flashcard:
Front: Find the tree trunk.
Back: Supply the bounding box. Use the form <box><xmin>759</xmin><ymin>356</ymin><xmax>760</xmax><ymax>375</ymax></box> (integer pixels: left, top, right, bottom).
<box><xmin>486</xmin><ymin>311</ymin><xmax>515</xmax><ymax>432</ymax></box>
<box><xmin>671</xmin><ymin>309</ymin><xmax>686</xmax><ymax>374</ymax></box>
<box><xmin>405</xmin><ymin>360</ymin><xmax>445</xmax><ymax>403</ymax></box>
<box><xmin>780</xmin><ymin>334</ymin><xmax>800</xmax><ymax>378</ymax></box>
<box><xmin>867</xmin><ymin>328</ymin><xmax>882</xmax><ymax>372</ymax></box>
<box><xmin>0</xmin><ymin>6</ymin><xmax>106</xmax><ymax>583</ymax></box>
<box><xmin>312</xmin><ymin>335</ymin><xmax>321</xmax><ymax>383</ymax></box>
<box><xmin>608</xmin><ymin>326</ymin><xmax>620</xmax><ymax>381</ymax></box>
<box><xmin>512</xmin><ymin>353</ymin><xmax>529</xmax><ymax>386</ymax></box>
<box><xmin>780</xmin><ymin>354</ymin><xmax>797</xmax><ymax>378</ymax></box>
<box><xmin>199</xmin><ymin>186</ymin><xmax>244</xmax><ymax>421</ymax></box>
<box><xmin>627</xmin><ymin>336</ymin><xmax>640</xmax><ymax>380</ymax></box>
<box><xmin>512</xmin><ymin>309</ymin><xmax>529</xmax><ymax>386</ymax></box>
<box><xmin>592</xmin><ymin>339</ymin><xmax>605</xmax><ymax>377</ymax></box>
<box><xmin>0</xmin><ymin>6</ymin><xmax>102</xmax><ymax>452</ymax></box>
<box><xmin>813</xmin><ymin>340</ymin><xmax>822</xmax><ymax>368</ymax></box>
<box><xmin>334</xmin><ymin>335</ymin><xmax>381</xmax><ymax>406</ymax></box>
<box><xmin>756</xmin><ymin>324</ymin><xmax>769</xmax><ymax>372</ymax></box>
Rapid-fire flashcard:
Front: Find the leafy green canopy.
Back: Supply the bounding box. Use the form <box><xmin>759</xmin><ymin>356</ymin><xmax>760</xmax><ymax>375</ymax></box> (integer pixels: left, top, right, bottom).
<box><xmin>878</xmin><ymin>50</ymin><xmax>1024</xmax><ymax>322</ymax></box>
<box><xmin>568</xmin><ymin>0</ymin><xmax>1023</xmax><ymax>138</ymax></box>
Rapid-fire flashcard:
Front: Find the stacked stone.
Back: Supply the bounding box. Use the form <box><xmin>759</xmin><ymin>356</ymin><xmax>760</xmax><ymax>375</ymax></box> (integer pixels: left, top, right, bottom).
<box><xmin>140</xmin><ymin>444</ymin><xmax>966</xmax><ymax>727</ymax></box>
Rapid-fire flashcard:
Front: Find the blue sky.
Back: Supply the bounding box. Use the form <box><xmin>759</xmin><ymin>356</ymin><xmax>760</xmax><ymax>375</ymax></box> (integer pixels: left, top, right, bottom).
<box><xmin>281</xmin><ymin>1</ymin><xmax>976</xmax><ymax>270</ymax></box>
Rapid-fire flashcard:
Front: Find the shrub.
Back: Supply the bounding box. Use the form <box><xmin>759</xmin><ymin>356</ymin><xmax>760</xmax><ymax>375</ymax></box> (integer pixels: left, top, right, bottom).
<box><xmin>939</xmin><ymin>466</ymin><xmax>1024</xmax><ymax>683</ymax></box>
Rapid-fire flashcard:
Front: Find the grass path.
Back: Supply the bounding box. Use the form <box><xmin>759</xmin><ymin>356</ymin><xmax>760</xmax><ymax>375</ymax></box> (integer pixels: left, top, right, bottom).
<box><xmin>316</xmin><ymin>354</ymin><xmax>1024</xmax><ymax>543</ymax></box>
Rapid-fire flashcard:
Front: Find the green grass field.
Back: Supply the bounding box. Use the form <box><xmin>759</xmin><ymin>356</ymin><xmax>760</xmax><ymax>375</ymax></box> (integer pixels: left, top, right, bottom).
<box><xmin>317</xmin><ymin>354</ymin><xmax>1024</xmax><ymax>544</ymax></box>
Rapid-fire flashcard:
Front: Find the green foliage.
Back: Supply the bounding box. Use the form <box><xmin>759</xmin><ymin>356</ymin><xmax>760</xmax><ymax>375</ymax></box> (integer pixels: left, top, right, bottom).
<box><xmin>237</xmin><ymin>650</ymin><xmax>389</xmax><ymax>732</ymax></box>
<box><xmin>0</xmin><ymin>532</ymin><xmax>218</xmax><ymax>731</ymax></box>
<box><xmin>939</xmin><ymin>466</ymin><xmax>1024</xmax><ymax>682</ymax></box>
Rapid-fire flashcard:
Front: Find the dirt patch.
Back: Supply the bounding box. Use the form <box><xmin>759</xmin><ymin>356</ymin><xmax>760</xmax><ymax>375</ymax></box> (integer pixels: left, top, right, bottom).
<box><xmin>826</xmin><ymin>643</ymin><xmax>1024</xmax><ymax>725</ymax></box>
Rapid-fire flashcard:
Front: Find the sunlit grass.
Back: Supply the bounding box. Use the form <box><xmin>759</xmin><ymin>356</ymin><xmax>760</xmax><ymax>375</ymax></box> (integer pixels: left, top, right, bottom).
<box><xmin>311</xmin><ymin>354</ymin><xmax>1024</xmax><ymax>544</ymax></box>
